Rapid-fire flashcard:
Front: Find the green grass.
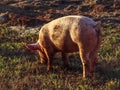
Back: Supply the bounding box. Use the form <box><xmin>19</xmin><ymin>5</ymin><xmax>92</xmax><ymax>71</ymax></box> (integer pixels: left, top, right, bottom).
<box><xmin>0</xmin><ymin>24</ymin><xmax>120</xmax><ymax>90</ymax></box>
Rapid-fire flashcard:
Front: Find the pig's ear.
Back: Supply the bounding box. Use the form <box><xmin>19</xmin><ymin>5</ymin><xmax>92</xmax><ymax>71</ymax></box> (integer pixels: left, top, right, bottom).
<box><xmin>25</xmin><ymin>43</ymin><xmax>40</xmax><ymax>51</ymax></box>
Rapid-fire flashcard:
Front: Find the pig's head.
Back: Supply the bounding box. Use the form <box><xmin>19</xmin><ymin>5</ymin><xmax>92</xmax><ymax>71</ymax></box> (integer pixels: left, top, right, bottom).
<box><xmin>25</xmin><ymin>42</ymin><xmax>47</xmax><ymax>64</ymax></box>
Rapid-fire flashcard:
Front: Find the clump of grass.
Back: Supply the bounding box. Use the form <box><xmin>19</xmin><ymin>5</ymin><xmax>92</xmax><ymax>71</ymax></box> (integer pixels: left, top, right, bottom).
<box><xmin>105</xmin><ymin>79</ymin><xmax>120</xmax><ymax>90</ymax></box>
<box><xmin>99</xmin><ymin>27</ymin><xmax>120</xmax><ymax>61</ymax></box>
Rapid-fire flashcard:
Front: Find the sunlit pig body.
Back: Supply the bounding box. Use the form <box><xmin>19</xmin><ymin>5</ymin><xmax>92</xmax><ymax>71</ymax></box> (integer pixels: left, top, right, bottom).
<box><xmin>26</xmin><ymin>15</ymin><xmax>101</xmax><ymax>78</ymax></box>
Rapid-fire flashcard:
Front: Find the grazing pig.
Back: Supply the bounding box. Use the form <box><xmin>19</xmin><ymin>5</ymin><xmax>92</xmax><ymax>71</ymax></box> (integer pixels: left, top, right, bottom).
<box><xmin>25</xmin><ymin>15</ymin><xmax>101</xmax><ymax>78</ymax></box>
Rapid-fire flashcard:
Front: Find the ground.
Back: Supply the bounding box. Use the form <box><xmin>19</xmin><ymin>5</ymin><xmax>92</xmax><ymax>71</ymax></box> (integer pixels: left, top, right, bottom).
<box><xmin>0</xmin><ymin>0</ymin><xmax>120</xmax><ymax>27</ymax></box>
<box><xmin>0</xmin><ymin>0</ymin><xmax>120</xmax><ymax>90</ymax></box>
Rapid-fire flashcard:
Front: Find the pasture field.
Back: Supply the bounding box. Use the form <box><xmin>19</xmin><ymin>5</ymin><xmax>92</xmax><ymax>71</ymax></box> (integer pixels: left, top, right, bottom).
<box><xmin>0</xmin><ymin>0</ymin><xmax>120</xmax><ymax>90</ymax></box>
<box><xmin>0</xmin><ymin>22</ymin><xmax>120</xmax><ymax>90</ymax></box>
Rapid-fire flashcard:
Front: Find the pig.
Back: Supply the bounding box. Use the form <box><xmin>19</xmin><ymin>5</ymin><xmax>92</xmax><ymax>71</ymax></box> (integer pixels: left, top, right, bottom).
<box><xmin>25</xmin><ymin>15</ymin><xmax>101</xmax><ymax>78</ymax></box>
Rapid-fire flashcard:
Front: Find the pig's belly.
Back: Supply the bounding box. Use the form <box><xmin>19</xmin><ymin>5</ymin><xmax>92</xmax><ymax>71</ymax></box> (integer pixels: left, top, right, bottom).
<box><xmin>53</xmin><ymin>40</ymin><xmax>79</xmax><ymax>53</ymax></box>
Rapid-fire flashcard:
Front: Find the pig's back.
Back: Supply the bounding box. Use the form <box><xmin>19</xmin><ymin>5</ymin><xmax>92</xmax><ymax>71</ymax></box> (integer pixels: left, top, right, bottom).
<box><xmin>40</xmin><ymin>15</ymin><xmax>97</xmax><ymax>52</ymax></box>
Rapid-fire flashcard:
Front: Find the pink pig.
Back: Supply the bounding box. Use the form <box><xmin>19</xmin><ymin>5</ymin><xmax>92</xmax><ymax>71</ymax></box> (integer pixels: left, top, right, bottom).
<box><xmin>26</xmin><ymin>15</ymin><xmax>101</xmax><ymax>77</ymax></box>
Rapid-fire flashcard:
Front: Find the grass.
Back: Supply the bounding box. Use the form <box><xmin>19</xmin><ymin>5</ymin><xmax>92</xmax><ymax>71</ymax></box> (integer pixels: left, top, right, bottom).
<box><xmin>0</xmin><ymin>24</ymin><xmax>120</xmax><ymax>90</ymax></box>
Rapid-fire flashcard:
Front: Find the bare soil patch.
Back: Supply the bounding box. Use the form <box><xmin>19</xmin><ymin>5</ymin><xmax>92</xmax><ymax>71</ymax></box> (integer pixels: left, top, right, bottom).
<box><xmin>0</xmin><ymin>0</ymin><xmax>119</xmax><ymax>27</ymax></box>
